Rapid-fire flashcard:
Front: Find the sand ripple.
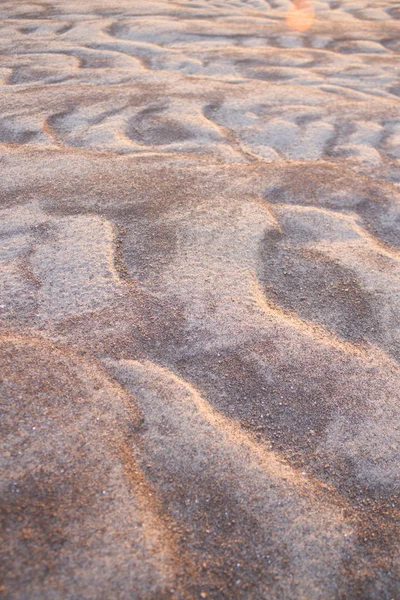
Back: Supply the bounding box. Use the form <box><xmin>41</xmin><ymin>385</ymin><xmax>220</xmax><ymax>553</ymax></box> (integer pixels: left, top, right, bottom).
<box><xmin>1</xmin><ymin>1</ymin><xmax>399</xmax><ymax>598</ymax></box>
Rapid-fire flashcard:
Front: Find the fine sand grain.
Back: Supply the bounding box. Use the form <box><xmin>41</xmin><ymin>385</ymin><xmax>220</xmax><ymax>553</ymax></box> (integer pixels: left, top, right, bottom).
<box><xmin>0</xmin><ymin>1</ymin><xmax>399</xmax><ymax>599</ymax></box>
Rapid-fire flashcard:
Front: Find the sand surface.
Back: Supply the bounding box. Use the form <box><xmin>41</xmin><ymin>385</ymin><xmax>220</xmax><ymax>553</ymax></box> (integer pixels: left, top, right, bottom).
<box><xmin>0</xmin><ymin>1</ymin><xmax>399</xmax><ymax>598</ymax></box>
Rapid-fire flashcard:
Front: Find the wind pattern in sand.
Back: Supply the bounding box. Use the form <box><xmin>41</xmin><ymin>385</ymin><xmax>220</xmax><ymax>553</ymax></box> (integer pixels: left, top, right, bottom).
<box><xmin>0</xmin><ymin>1</ymin><xmax>399</xmax><ymax>599</ymax></box>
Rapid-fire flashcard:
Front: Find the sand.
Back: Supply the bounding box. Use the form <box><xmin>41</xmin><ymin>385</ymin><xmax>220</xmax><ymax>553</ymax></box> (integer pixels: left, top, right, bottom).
<box><xmin>0</xmin><ymin>1</ymin><xmax>399</xmax><ymax>599</ymax></box>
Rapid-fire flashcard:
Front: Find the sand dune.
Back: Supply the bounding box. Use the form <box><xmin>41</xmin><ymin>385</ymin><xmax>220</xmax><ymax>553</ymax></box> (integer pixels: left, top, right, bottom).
<box><xmin>0</xmin><ymin>1</ymin><xmax>399</xmax><ymax>599</ymax></box>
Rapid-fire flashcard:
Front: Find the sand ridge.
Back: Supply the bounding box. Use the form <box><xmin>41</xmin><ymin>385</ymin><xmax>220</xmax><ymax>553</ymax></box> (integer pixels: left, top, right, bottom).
<box><xmin>0</xmin><ymin>1</ymin><xmax>399</xmax><ymax>599</ymax></box>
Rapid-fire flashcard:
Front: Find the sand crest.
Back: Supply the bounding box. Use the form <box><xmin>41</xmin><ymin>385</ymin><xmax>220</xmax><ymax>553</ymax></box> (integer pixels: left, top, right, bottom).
<box><xmin>0</xmin><ymin>1</ymin><xmax>399</xmax><ymax>598</ymax></box>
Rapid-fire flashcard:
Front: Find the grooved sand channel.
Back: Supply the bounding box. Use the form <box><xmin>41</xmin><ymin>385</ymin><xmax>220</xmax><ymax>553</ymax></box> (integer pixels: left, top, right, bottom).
<box><xmin>0</xmin><ymin>1</ymin><xmax>399</xmax><ymax>599</ymax></box>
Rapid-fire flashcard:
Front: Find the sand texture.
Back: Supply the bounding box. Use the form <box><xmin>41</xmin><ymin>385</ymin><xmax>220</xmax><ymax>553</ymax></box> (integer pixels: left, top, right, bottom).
<box><xmin>0</xmin><ymin>1</ymin><xmax>399</xmax><ymax>599</ymax></box>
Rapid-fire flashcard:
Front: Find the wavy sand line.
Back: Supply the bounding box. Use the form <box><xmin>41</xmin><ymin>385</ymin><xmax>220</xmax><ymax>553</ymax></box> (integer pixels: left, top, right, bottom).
<box><xmin>0</xmin><ymin>333</ymin><xmax>180</xmax><ymax>599</ymax></box>
<box><xmin>104</xmin><ymin>357</ymin><xmax>353</xmax><ymax>599</ymax></box>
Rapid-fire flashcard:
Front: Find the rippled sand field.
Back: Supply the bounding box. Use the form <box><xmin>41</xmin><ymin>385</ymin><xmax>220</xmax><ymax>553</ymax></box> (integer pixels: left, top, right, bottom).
<box><xmin>1</xmin><ymin>1</ymin><xmax>399</xmax><ymax>598</ymax></box>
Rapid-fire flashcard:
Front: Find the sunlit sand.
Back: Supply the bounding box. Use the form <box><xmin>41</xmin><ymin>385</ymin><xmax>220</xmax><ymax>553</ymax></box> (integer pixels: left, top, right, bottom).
<box><xmin>1</xmin><ymin>1</ymin><xmax>399</xmax><ymax>598</ymax></box>
<box><xmin>286</xmin><ymin>0</ymin><xmax>315</xmax><ymax>32</ymax></box>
